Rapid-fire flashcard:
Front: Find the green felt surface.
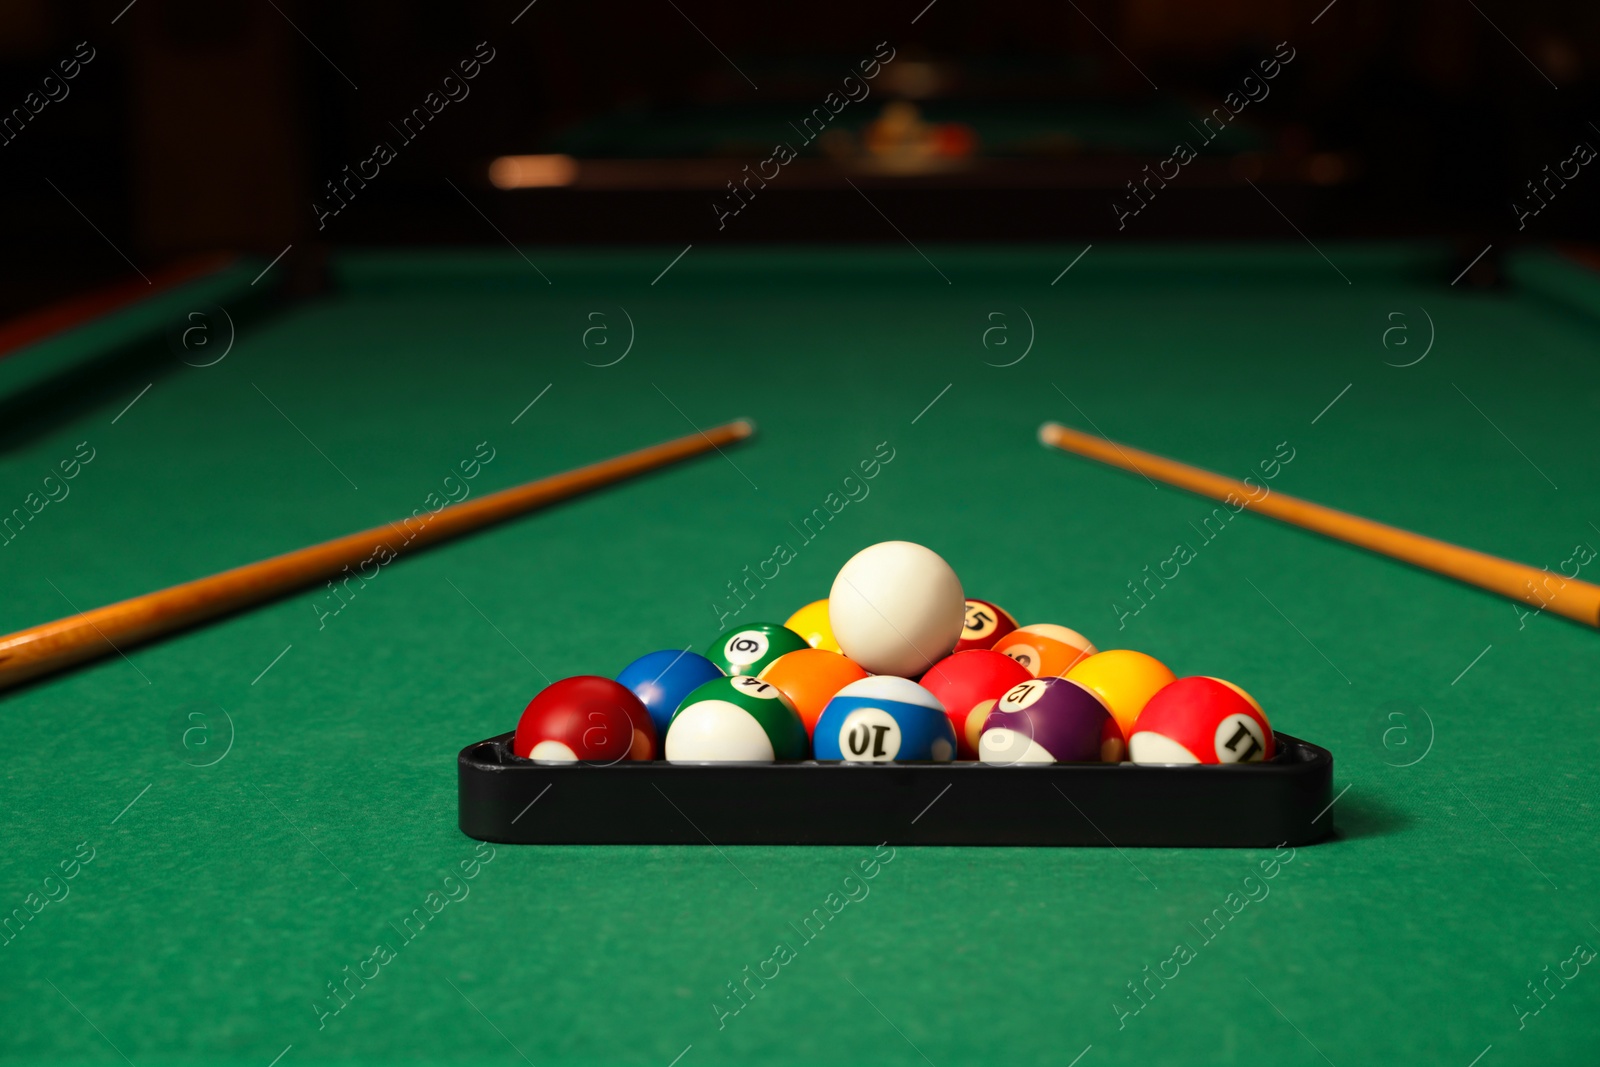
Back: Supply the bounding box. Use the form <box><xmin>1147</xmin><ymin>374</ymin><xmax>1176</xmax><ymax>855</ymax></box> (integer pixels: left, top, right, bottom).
<box><xmin>2</xmin><ymin>245</ymin><xmax>1598</xmax><ymax>1067</ymax></box>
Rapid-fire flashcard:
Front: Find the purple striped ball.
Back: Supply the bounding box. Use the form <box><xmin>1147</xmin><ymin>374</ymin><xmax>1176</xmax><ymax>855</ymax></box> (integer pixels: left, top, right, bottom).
<box><xmin>979</xmin><ymin>676</ymin><xmax>1112</xmax><ymax>764</ymax></box>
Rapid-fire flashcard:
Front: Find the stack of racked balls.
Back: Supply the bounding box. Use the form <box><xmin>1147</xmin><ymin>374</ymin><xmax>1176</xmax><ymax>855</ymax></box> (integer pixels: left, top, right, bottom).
<box><xmin>510</xmin><ymin>540</ymin><xmax>1277</xmax><ymax>767</ymax></box>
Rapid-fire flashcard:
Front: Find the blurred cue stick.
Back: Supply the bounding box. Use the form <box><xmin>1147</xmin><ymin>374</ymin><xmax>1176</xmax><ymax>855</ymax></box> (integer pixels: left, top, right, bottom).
<box><xmin>0</xmin><ymin>419</ymin><xmax>756</xmax><ymax>692</ymax></box>
<box><xmin>1038</xmin><ymin>421</ymin><xmax>1600</xmax><ymax>628</ymax></box>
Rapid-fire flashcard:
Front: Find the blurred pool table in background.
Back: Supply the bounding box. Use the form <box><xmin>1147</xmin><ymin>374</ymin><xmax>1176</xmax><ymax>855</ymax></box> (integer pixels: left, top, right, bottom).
<box><xmin>2</xmin><ymin>244</ymin><xmax>1597</xmax><ymax>1066</ymax></box>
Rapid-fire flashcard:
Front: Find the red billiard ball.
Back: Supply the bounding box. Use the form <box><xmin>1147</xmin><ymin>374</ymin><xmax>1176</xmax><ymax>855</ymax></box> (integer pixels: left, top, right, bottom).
<box><xmin>1128</xmin><ymin>676</ymin><xmax>1274</xmax><ymax>764</ymax></box>
<box><xmin>918</xmin><ymin>649</ymin><xmax>1032</xmax><ymax>759</ymax></box>
<box><xmin>513</xmin><ymin>676</ymin><xmax>657</xmax><ymax>763</ymax></box>
<box><xmin>953</xmin><ymin>599</ymin><xmax>1019</xmax><ymax>654</ymax></box>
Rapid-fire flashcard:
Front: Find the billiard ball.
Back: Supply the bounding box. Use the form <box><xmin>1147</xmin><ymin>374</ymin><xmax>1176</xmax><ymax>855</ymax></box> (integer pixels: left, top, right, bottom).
<box><xmin>953</xmin><ymin>598</ymin><xmax>1018</xmax><ymax>654</ymax></box>
<box><xmin>813</xmin><ymin>676</ymin><xmax>955</xmax><ymax>762</ymax></box>
<box><xmin>829</xmin><ymin>541</ymin><xmax>965</xmax><ymax>677</ymax></box>
<box><xmin>665</xmin><ymin>675</ymin><xmax>809</xmax><ymax>761</ymax></box>
<box><xmin>757</xmin><ymin>648</ymin><xmax>869</xmax><ymax>736</ymax></box>
<box><xmin>1207</xmin><ymin>676</ymin><xmax>1265</xmax><ymax>715</ymax></box>
<box><xmin>1102</xmin><ymin>717</ymin><xmax>1128</xmax><ymax>762</ymax></box>
<box><xmin>978</xmin><ymin>677</ymin><xmax>1114</xmax><ymax>764</ymax></box>
<box><xmin>1129</xmin><ymin>676</ymin><xmax>1274</xmax><ymax>764</ymax></box>
<box><xmin>990</xmin><ymin>624</ymin><xmax>1097</xmax><ymax>677</ymax></box>
<box><xmin>615</xmin><ymin>649</ymin><xmax>726</xmax><ymax>739</ymax></box>
<box><xmin>917</xmin><ymin>649</ymin><xmax>1032</xmax><ymax>758</ymax></box>
<box><xmin>513</xmin><ymin>676</ymin><xmax>657</xmax><ymax>763</ymax></box>
<box><xmin>1063</xmin><ymin>649</ymin><xmax>1177</xmax><ymax>740</ymax></box>
<box><xmin>704</xmin><ymin>622</ymin><xmax>810</xmax><ymax>677</ymax></box>
<box><xmin>783</xmin><ymin>599</ymin><xmax>841</xmax><ymax>654</ymax></box>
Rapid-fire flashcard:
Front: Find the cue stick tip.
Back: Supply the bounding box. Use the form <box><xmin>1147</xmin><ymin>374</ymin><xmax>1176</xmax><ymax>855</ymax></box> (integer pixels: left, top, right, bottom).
<box><xmin>731</xmin><ymin>417</ymin><xmax>757</xmax><ymax>439</ymax></box>
<box><xmin>1038</xmin><ymin>421</ymin><xmax>1066</xmax><ymax>446</ymax></box>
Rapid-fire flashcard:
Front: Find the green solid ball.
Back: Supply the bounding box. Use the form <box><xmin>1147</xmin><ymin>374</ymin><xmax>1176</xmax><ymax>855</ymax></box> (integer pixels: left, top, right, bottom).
<box><xmin>666</xmin><ymin>676</ymin><xmax>809</xmax><ymax>761</ymax></box>
<box><xmin>703</xmin><ymin>621</ymin><xmax>809</xmax><ymax>677</ymax></box>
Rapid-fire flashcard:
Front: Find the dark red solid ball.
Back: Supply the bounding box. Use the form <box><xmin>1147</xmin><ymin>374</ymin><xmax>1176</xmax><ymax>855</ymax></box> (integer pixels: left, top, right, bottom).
<box><xmin>513</xmin><ymin>676</ymin><xmax>657</xmax><ymax>763</ymax></box>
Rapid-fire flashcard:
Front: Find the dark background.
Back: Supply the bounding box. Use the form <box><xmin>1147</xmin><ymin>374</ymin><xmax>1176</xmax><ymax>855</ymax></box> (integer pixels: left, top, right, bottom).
<box><xmin>1</xmin><ymin>0</ymin><xmax>1596</xmax><ymax>316</ymax></box>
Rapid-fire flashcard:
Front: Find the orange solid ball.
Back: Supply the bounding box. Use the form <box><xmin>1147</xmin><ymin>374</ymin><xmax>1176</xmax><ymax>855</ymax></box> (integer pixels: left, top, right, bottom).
<box><xmin>758</xmin><ymin>648</ymin><xmax>869</xmax><ymax>737</ymax></box>
<box><xmin>1064</xmin><ymin>650</ymin><xmax>1177</xmax><ymax>740</ymax></box>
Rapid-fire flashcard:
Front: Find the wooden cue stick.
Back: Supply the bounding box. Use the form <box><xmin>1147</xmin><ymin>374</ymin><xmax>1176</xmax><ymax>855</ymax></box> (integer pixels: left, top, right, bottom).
<box><xmin>1039</xmin><ymin>421</ymin><xmax>1600</xmax><ymax>628</ymax></box>
<box><xmin>0</xmin><ymin>419</ymin><xmax>756</xmax><ymax>691</ymax></box>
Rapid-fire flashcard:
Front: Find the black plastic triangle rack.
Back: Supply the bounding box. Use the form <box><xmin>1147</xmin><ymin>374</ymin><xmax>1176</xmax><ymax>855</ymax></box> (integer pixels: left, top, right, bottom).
<box><xmin>458</xmin><ymin>732</ymin><xmax>1334</xmax><ymax>847</ymax></box>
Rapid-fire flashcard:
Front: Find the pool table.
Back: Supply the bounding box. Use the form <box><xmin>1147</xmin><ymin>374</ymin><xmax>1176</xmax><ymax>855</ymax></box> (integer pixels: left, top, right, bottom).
<box><xmin>3</xmin><ymin>244</ymin><xmax>1597</xmax><ymax>1067</ymax></box>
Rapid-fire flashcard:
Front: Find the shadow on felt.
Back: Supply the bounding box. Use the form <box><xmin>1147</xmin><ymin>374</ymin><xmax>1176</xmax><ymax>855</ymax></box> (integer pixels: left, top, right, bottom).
<box><xmin>0</xmin><ymin>284</ymin><xmax>286</xmax><ymax>456</ymax></box>
<box><xmin>1325</xmin><ymin>790</ymin><xmax>1412</xmax><ymax>842</ymax></box>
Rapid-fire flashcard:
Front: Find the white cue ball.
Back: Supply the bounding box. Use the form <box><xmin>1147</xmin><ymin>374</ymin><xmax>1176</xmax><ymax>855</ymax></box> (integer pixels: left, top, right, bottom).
<box><xmin>828</xmin><ymin>541</ymin><xmax>965</xmax><ymax>677</ymax></box>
